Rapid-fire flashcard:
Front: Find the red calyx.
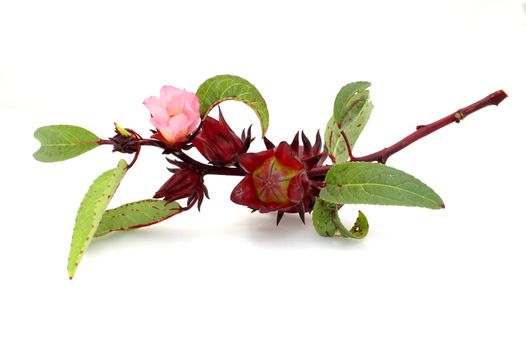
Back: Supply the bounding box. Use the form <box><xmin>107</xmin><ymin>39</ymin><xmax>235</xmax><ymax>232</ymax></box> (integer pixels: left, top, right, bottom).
<box><xmin>154</xmin><ymin>162</ymin><xmax>209</xmax><ymax>210</ymax></box>
<box><xmin>192</xmin><ymin>108</ymin><xmax>253</xmax><ymax>166</ymax></box>
<box><xmin>231</xmin><ymin>133</ymin><xmax>327</xmax><ymax>224</ymax></box>
<box><xmin>109</xmin><ymin>131</ymin><xmax>138</xmax><ymax>154</ymax></box>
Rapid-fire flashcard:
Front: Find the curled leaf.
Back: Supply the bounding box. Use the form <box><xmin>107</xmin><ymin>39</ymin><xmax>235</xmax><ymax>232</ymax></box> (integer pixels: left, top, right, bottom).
<box><xmin>196</xmin><ymin>74</ymin><xmax>269</xmax><ymax>135</ymax></box>
<box><xmin>312</xmin><ymin>199</ymin><xmax>369</xmax><ymax>239</ymax></box>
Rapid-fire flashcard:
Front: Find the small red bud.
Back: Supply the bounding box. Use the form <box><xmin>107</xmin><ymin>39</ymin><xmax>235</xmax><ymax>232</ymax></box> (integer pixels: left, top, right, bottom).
<box><xmin>154</xmin><ymin>166</ymin><xmax>209</xmax><ymax>210</ymax></box>
<box><xmin>193</xmin><ymin>110</ymin><xmax>251</xmax><ymax>166</ymax></box>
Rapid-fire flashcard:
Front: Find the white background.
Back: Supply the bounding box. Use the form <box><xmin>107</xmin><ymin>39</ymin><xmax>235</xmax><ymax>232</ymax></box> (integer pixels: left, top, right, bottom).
<box><xmin>1</xmin><ymin>0</ymin><xmax>525</xmax><ymax>349</ymax></box>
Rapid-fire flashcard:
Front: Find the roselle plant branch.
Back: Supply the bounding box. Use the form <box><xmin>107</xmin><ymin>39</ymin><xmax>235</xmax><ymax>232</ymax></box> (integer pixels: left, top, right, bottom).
<box><xmin>308</xmin><ymin>89</ymin><xmax>507</xmax><ymax>177</ymax></box>
<box><xmin>32</xmin><ymin>74</ymin><xmax>508</xmax><ymax>278</ymax></box>
<box><xmin>352</xmin><ymin>89</ymin><xmax>508</xmax><ymax>163</ymax></box>
<box><xmin>101</xmin><ymin>136</ymin><xmax>248</xmax><ymax>175</ymax></box>
<box><xmin>99</xmin><ymin>89</ymin><xmax>507</xmax><ymax>178</ymax></box>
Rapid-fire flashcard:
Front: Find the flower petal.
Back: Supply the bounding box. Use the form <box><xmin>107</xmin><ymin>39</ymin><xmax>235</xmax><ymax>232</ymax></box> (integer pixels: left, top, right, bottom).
<box><xmin>183</xmin><ymin>93</ymin><xmax>201</xmax><ymax>118</ymax></box>
<box><xmin>183</xmin><ymin>95</ymin><xmax>201</xmax><ymax>132</ymax></box>
<box><xmin>158</xmin><ymin>128</ymin><xmax>177</xmax><ymax>145</ymax></box>
<box><xmin>187</xmin><ymin>114</ymin><xmax>201</xmax><ymax>135</ymax></box>
<box><xmin>144</xmin><ymin>96</ymin><xmax>169</xmax><ymax>124</ymax></box>
<box><xmin>160</xmin><ymin>86</ymin><xmax>186</xmax><ymax>116</ymax></box>
<box><xmin>167</xmin><ymin>114</ymin><xmax>196</xmax><ymax>142</ymax></box>
<box><xmin>150</xmin><ymin>114</ymin><xmax>167</xmax><ymax>131</ymax></box>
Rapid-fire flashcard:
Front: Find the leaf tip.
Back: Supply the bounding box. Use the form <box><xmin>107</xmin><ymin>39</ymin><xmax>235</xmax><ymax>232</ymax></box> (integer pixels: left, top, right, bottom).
<box><xmin>67</xmin><ymin>266</ymin><xmax>76</xmax><ymax>280</ymax></box>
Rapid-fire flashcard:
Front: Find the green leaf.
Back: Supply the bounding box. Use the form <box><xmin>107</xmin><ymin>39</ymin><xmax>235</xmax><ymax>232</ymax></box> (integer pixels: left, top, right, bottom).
<box><xmin>33</xmin><ymin>125</ymin><xmax>100</xmax><ymax>162</ymax></box>
<box><xmin>325</xmin><ymin>82</ymin><xmax>373</xmax><ymax>163</ymax></box>
<box><xmin>320</xmin><ymin>162</ymin><xmax>444</xmax><ymax>209</ymax></box>
<box><xmin>312</xmin><ymin>199</ymin><xmax>338</xmax><ymax>237</ymax></box>
<box><xmin>312</xmin><ymin>199</ymin><xmax>369</xmax><ymax>239</ymax></box>
<box><xmin>67</xmin><ymin>160</ymin><xmax>128</xmax><ymax>279</ymax></box>
<box><xmin>94</xmin><ymin>199</ymin><xmax>182</xmax><ymax>238</ymax></box>
<box><xmin>333</xmin><ymin>81</ymin><xmax>371</xmax><ymax>124</ymax></box>
<box><xmin>196</xmin><ymin>74</ymin><xmax>269</xmax><ymax>135</ymax></box>
<box><xmin>338</xmin><ymin>210</ymin><xmax>369</xmax><ymax>239</ymax></box>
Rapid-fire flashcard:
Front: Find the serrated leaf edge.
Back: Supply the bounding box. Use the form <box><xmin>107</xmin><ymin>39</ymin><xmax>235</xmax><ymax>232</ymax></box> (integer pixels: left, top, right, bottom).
<box><xmin>67</xmin><ymin>159</ymin><xmax>128</xmax><ymax>279</ymax></box>
<box><xmin>94</xmin><ymin>199</ymin><xmax>182</xmax><ymax>238</ymax></box>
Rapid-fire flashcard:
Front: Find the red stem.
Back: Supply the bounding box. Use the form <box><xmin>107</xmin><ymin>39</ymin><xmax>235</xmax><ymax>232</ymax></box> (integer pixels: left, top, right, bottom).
<box><xmin>172</xmin><ymin>151</ymin><xmax>246</xmax><ymax>176</ymax></box>
<box><xmin>100</xmin><ymin>137</ymin><xmax>247</xmax><ymax>176</ymax></box>
<box><xmin>353</xmin><ymin>89</ymin><xmax>507</xmax><ymax>163</ymax></box>
<box><xmin>308</xmin><ymin>89</ymin><xmax>507</xmax><ymax>177</ymax></box>
<box><xmin>126</xmin><ymin>130</ymin><xmax>143</xmax><ymax>169</ymax></box>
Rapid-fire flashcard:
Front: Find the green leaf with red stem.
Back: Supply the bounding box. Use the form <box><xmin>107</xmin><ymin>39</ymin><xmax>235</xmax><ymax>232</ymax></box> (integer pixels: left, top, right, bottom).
<box><xmin>312</xmin><ymin>199</ymin><xmax>369</xmax><ymax>239</ymax></box>
<box><xmin>196</xmin><ymin>74</ymin><xmax>269</xmax><ymax>135</ymax></box>
<box><xmin>33</xmin><ymin>125</ymin><xmax>100</xmax><ymax>162</ymax></box>
<box><xmin>325</xmin><ymin>82</ymin><xmax>373</xmax><ymax>163</ymax></box>
<box><xmin>320</xmin><ymin>162</ymin><xmax>444</xmax><ymax>209</ymax></box>
<box><xmin>94</xmin><ymin>199</ymin><xmax>182</xmax><ymax>238</ymax></box>
<box><xmin>67</xmin><ymin>159</ymin><xmax>128</xmax><ymax>279</ymax></box>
